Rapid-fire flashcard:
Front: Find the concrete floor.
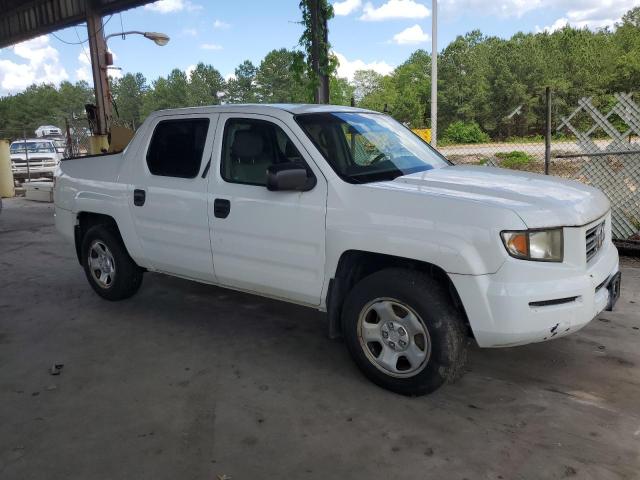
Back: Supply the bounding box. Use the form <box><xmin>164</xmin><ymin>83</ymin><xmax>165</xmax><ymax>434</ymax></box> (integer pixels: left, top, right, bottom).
<box><xmin>1</xmin><ymin>198</ymin><xmax>639</xmax><ymax>480</ymax></box>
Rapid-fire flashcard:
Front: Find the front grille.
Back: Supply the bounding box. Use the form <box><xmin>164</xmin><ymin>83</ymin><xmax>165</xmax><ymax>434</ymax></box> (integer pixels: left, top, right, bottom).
<box><xmin>586</xmin><ymin>220</ymin><xmax>605</xmax><ymax>263</ymax></box>
<box><xmin>12</xmin><ymin>157</ymin><xmax>56</xmax><ymax>165</ymax></box>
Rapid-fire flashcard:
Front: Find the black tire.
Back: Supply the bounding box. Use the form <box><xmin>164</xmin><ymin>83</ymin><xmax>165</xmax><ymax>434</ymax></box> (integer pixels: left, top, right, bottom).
<box><xmin>342</xmin><ymin>268</ymin><xmax>467</xmax><ymax>396</ymax></box>
<box><xmin>81</xmin><ymin>225</ymin><xmax>143</xmax><ymax>301</ymax></box>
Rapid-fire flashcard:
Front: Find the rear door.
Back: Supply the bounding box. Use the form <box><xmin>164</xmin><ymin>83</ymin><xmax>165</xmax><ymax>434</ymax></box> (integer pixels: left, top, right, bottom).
<box><xmin>208</xmin><ymin>113</ymin><xmax>327</xmax><ymax>306</ymax></box>
<box><xmin>128</xmin><ymin>113</ymin><xmax>218</xmax><ymax>282</ymax></box>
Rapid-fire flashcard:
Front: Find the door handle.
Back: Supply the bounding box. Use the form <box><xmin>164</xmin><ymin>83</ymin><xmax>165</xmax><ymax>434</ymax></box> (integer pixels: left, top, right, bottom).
<box><xmin>133</xmin><ymin>189</ymin><xmax>146</xmax><ymax>206</ymax></box>
<box><xmin>214</xmin><ymin>198</ymin><xmax>230</xmax><ymax>218</ymax></box>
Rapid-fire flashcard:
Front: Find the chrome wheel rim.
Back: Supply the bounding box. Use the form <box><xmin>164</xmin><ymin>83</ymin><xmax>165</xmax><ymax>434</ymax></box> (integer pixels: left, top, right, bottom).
<box><xmin>357</xmin><ymin>297</ymin><xmax>431</xmax><ymax>378</ymax></box>
<box><xmin>88</xmin><ymin>240</ymin><xmax>116</xmax><ymax>289</ymax></box>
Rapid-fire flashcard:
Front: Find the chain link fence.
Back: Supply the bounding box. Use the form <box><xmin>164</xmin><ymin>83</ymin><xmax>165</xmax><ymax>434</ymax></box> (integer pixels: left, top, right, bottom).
<box><xmin>442</xmin><ymin>90</ymin><xmax>640</xmax><ymax>243</ymax></box>
<box><xmin>0</xmin><ymin>114</ymin><xmax>91</xmax><ymax>184</ymax></box>
<box><xmin>62</xmin><ymin>115</ymin><xmax>92</xmax><ymax>158</ymax></box>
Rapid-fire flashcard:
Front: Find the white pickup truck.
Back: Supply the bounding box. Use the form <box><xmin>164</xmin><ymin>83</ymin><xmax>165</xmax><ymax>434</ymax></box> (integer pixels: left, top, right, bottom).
<box><xmin>54</xmin><ymin>104</ymin><xmax>621</xmax><ymax>395</ymax></box>
<box><xmin>11</xmin><ymin>138</ymin><xmax>64</xmax><ymax>178</ymax></box>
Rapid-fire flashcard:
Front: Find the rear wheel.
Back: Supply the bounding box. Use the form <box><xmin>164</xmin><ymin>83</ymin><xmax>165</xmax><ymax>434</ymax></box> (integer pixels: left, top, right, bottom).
<box><xmin>342</xmin><ymin>268</ymin><xmax>467</xmax><ymax>396</ymax></box>
<box><xmin>81</xmin><ymin>225</ymin><xmax>143</xmax><ymax>301</ymax></box>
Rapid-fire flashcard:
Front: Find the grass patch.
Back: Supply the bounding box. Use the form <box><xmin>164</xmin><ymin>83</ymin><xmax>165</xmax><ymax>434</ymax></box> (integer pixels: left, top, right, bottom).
<box><xmin>495</xmin><ymin>151</ymin><xmax>535</xmax><ymax>170</ymax></box>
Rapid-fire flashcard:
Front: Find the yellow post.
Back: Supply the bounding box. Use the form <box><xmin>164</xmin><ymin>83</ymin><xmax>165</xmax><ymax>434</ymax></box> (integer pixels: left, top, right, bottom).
<box><xmin>412</xmin><ymin>128</ymin><xmax>432</xmax><ymax>143</ymax></box>
<box><xmin>0</xmin><ymin>139</ymin><xmax>15</xmax><ymax>198</ymax></box>
<box><xmin>89</xmin><ymin>135</ymin><xmax>109</xmax><ymax>155</ymax></box>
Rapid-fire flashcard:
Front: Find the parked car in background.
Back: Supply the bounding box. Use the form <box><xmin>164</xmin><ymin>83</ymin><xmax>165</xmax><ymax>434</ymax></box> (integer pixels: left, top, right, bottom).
<box><xmin>10</xmin><ymin>138</ymin><xmax>63</xmax><ymax>179</ymax></box>
<box><xmin>54</xmin><ymin>104</ymin><xmax>621</xmax><ymax>396</ymax></box>
<box><xmin>35</xmin><ymin>125</ymin><xmax>63</xmax><ymax>138</ymax></box>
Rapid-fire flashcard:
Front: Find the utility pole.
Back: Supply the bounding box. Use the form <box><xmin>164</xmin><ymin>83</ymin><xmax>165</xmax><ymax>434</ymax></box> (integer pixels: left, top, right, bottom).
<box><xmin>430</xmin><ymin>0</ymin><xmax>438</xmax><ymax>147</ymax></box>
<box><xmin>545</xmin><ymin>86</ymin><xmax>552</xmax><ymax>175</ymax></box>
<box><xmin>86</xmin><ymin>9</ymin><xmax>111</xmax><ymax>151</ymax></box>
<box><xmin>310</xmin><ymin>0</ymin><xmax>329</xmax><ymax>104</ymax></box>
<box><xmin>320</xmin><ymin>11</ymin><xmax>330</xmax><ymax>103</ymax></box>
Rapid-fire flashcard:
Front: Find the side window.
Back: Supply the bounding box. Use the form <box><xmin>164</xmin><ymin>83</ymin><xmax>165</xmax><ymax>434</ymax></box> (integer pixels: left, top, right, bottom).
<box><xmin>146</xmin><ymin>118</ymin><xmax>209</xmax><ymax>178</ymax></box>
<box><xmin>221</xmin><ymin>118</ymin><xmax>308</xmax><ymax>186</ymax></box>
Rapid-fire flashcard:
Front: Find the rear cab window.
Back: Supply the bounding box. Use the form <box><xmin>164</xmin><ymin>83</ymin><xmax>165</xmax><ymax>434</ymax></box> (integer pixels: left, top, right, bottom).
<box><xmin>146</xmin><ymin>118</ymin><xmax>210</xmax><ymax>178</ymax></box>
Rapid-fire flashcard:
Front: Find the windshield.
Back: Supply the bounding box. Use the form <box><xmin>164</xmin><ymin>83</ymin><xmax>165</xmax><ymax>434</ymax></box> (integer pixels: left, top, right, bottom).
<box><xmin>296</xmin><ymin>112</ymin><xmax>449</xmax><ymax>183</ymax></box>
<box><xmin>10</xmin><ymin>141</ymin><xmax>56</xmax><ymax>154</ymax></box>
<box><xmin>53</xmin><ymin>139</ymin><xmax>66</xmax><ymax>153</ymax></box>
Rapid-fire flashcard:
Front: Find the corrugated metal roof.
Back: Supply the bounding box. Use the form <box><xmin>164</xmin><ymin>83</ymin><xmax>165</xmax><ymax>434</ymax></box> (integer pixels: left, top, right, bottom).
<box><xmin>0</xmin><ymin>0</ymin><xmax>153</xmax><ymax>48</ymax></box>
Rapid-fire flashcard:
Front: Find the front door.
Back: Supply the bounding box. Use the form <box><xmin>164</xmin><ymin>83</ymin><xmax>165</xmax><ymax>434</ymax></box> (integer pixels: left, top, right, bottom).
<box><xmin>208</xmin><ymin>113</ymin><xmax>327</xmax><ymax>306</ymax></box>
<box><xmin>128</xmin><ymin>113</ymin><xmax>218</xmax><ymax>282</ymax></box>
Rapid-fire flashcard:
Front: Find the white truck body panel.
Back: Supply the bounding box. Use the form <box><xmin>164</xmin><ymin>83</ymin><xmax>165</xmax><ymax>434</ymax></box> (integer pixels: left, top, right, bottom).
<box><xmin>54</xmin><ymin>104</ymin><xmax>620</xmax><ymax>348</ymax></box>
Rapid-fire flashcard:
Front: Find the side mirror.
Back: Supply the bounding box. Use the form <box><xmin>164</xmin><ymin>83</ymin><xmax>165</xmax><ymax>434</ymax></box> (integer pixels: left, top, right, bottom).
<box><xmin>266</xmin><ymin>163</ymin><xmax>315</xmax><ymax>191</ymax></box>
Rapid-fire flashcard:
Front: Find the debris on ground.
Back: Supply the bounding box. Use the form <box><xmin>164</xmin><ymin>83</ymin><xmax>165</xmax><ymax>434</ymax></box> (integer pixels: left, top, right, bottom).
<box><xmin>49</xmin><ymin>363</ymin><xmax>64</xmax><ymax>375</ymax></box>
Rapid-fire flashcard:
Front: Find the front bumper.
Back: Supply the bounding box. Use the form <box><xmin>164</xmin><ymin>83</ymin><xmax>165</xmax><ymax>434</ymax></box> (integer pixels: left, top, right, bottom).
<box><xmin>450</xmin><ymin>240</ymin><xmax>620</xmax><ymax>348</ymax></box>
<box><xmin>12</xmin><ymin>165</ymin><xmax>56</xmax><ymax>177</ymax></box>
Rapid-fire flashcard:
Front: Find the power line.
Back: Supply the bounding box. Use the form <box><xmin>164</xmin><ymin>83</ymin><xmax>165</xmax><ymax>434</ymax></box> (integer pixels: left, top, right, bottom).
<box><xmin>51</xmin><ymin>31</ymin><xmax>86</xmax><ymax>45</ymax></box>
<box><xmin>49</xmin><ymin>15</ymin><xmax>114</xmax><ymax>45</ymax></box>
<box><xmin>76</xmin><ymin>26</ymin><xmax>91</xmax><ymax>67</ymax></box>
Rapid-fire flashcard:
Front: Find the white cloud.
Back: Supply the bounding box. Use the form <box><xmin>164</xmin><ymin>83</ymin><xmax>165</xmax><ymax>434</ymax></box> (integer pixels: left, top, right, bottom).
<box><xmin>333</xmin><ymin>0</ymin><xmax>362</xmax><ymax>16</ymax></box>
<box><xmin>442</xmin><ymin>0</ymin><xmax>636</xmax><ymax>30</ymax></box>
<box><xmin>392</xmin><ymin>24</ymin><xmax>430</xmax><ymax>44</ymax></box>
<box><xmin>535</xmin><ymin>18</ymin><xmax>569</xmax><ymax>33</ymax></box>
<box><xmin>334</xmin><ymin>51</ymin><xmax>394</xmax><ymax>81</ymax></box>
<box><xmin>360</xmin><ymin>0</ymin><xmax>430</xmax><ymax>21</ymax></box>
<box><xmin>78</xmin><ymin>50</ymin><xmax>90</xmax><ymax>67</ymax></box>
<box><xmin>200</xmin><ymin>43</ymin><xmax>223</xmax><ymax>50</ymax></box>
<box><xmin>76</xmin><ymin>50</ymin><xmax>91</xmax><ymax>82</ymax></box>
<box><xmin>0</xmin><ymin>35</ymin><xmax>68</xmax><ymax>93</ymax></box>
<box><xmin>185</xmin><ymin>64</ymin><xmax>196</xmax><ymax>79</ymax></box>
<box><xmin>213</xmin><ymin>19</ymin><xmax>231</xmax><ymax>29</ymax></box>
<box><xmin>181</xmin><ymin>28</ymin><xmax>198</xmax><ymax>36</ymax></box>
<box><xmin>440</xmin><ymin>0</ymin><xmax>542</xmax><ymax>18</ymax></box>
<box><xmin>145</xmin><ymin>0</ymin><xmax>201</xmax><ymax>13</ymax></box>
<box><xmin>75</xmin><ymin>67</ymin><xmax>91</xmax><ymax>82</ymax></box>
<box><xmin>561</xmin><ymin>0</ymin><xmax>631</xmax><ymax>29</ymax></box>
<box><xmin>224</xmin><ymin>72</ymin><xmax>236</xmax><ymax>82</ymax></box>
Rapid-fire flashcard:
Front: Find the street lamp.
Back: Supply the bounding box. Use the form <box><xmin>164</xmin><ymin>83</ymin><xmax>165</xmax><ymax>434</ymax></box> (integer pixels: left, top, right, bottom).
<box><xmin>85</xmin><ymin>8</ymin><xmax>171</xmax><ymax>148</ymax></box>
<box><xmin>85</xmin><ymin>27</ymin><xmax>170</xmax><ymax>152</ymax></box>
<box><xmin>105</xmin><ymin>30</ymin><xmax>170</xmax><ymax>46</ymax></box>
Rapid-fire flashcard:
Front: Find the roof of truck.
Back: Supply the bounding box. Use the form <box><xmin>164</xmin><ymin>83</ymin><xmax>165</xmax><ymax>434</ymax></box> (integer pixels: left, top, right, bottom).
<box><xmin>148</xmin><ymin>103</ymin><xmax>377</xmax><ymax>119</ymax></box>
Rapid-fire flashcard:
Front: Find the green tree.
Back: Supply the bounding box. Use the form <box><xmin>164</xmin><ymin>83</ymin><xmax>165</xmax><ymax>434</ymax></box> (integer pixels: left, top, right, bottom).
<box><xmin>142</xmin><ymin>69</ymin><xmax>189</xmax><ymax>115</ymax></box>
<box><xmin>225</xmin><ymin>60</ymin><xmax>257</xmax><ymax>103</ymax></box>
<box><xmin>111</xmin><ymin>73</ymin><xmax>147</xmax><ymax>128</ymax></box>
<box><xmin>256</xmin><ymin>49</ymin><xmax>308</xmax><ymax>103</ymax></box>
<box><xmin>611</xmin><ymin>7</ymin><xmax>640</xmax><ymax>92</ymax></box>
<box><xmin>352</xmin><ymin>70</ymin><xmax>383</xmax><ymax>102</ymax></box>
<box><xmin>329</xmin><ymin>75</ymin><xmax>354</xmax><ymax>105</ymax></box>
<box><xmin>187</xmin><ymin>63</ymin><xmax>225</xmax><ymax>106</ymax></box>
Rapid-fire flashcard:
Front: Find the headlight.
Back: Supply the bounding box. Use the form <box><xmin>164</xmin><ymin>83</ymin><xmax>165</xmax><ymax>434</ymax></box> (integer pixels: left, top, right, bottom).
<box><xmin>500</xmin><ymin>229</ymin><xmax>563</xmax><ymax>262</ymax></box>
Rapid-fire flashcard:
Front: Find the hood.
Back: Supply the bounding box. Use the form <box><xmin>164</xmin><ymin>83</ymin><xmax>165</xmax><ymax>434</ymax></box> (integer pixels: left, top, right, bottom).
<box><xmin>373</xmin><ymin>165</ymin><xmax>610</xmax><ymax>228</ymax></box>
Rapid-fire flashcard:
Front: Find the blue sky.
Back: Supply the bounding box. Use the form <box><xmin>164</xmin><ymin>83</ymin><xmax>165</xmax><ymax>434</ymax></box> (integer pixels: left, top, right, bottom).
<box><xmin>0</xmin><ymin>0</ymin><xmax>638</xmax><ymax>96</ymax></box>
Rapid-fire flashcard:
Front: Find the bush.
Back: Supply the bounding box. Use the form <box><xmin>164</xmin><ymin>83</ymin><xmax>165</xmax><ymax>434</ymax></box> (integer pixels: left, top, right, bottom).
<box><xmin>442</xmin><ymin>121</ymin><xmax>490</xmax><ymax>144</ymax></box>
<box><xmin>495</xmin><ymin>151</ymin><xmax>534</xmax><ymax>170</ymax></box>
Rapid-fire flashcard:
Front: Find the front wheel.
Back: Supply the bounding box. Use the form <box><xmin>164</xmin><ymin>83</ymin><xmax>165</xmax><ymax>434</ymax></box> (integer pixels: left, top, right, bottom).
<box><xmin>342</xmin><ymin>268</ymin><xmax>467</xmax><ymax>396</ymax></box>
<box><xmin>81</xmin><ymin>225</ymin><xmax>143</xmax><ymax>301</ymax></box>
